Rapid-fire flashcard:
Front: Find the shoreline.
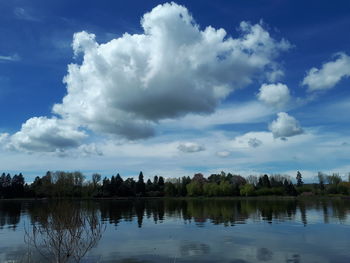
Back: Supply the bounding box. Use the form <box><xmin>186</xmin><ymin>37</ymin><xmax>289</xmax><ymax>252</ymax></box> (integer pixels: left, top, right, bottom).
<box><xmin>1</xmin><ymin>195</ymin><xmax>349</xmax><ymax>201</ymax></box>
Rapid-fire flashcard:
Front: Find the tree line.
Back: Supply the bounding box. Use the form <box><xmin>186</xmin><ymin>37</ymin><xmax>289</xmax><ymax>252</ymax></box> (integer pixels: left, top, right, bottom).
<box><xmin>1</xmin><ymin>170</ymin><xmax>350</xmax><ymax>199</ymax></box>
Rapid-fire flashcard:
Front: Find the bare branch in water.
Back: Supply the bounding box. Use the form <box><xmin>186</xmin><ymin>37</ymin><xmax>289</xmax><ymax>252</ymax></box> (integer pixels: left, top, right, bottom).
<box><xmin>24</xmin><ymin>202</ymin><xmax>105</xmax><ymax>263</ymax></box>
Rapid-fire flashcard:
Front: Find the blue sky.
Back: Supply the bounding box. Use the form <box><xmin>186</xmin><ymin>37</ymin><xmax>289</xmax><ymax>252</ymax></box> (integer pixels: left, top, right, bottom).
<box><xmin>0</xmin><ymin>0</ymin><xmax>350</xmax><ymax>182</ymax></box>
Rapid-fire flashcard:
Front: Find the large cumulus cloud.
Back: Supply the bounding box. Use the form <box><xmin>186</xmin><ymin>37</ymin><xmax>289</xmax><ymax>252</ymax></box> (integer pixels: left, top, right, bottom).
<box><xmin>6</xmin><ymin>2</ymin><xmax>291</xmax><ymax>152</ymax></box>
<box><xmin>54</xmin><ymin>3</ymin><xmax>290</xmax><ymax>137</ymax></box>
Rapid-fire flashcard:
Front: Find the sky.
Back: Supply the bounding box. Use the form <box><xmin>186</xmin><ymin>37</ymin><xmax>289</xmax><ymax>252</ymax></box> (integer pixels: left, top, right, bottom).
<box><xmin>0</xmin><ymin>0</ymin><xmax>350</xmax><ymax>182</ymax></box>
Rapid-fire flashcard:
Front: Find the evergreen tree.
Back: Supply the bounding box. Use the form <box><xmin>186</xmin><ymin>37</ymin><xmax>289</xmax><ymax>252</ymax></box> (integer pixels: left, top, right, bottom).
<box><xmin>153</xmin><ymin>175</ymin><xmax>159</xmax><ymax>185</ymax></box>
<box><xmin>115</xmin><ymin>174</ymin><xmax>124</xmax><ymax>191</ymax></box>
<box><xmin>158</xmin><ymin>176</ymin><xmax>165</xmax><ymax>187</ymax></box>
<box><xmin>31</xmin><ymin>176</ymin><xmax>43</xmax><ymax>197</ymax></box>
<box><xmin>0</xmin><ymin>172</ymin><xmax>5</xmax><ymax>186</ymax></box>
<box><xmin>110</xmin><ymin>176</ymin><xmax>117</xmax><ymax>195</ymax></box>
<box><xmin>152</xmin><ymin>176</ymin><xmax>159</xmax><ymax>191</ymax></box>
<box><xmin>296</xmin><ymin>171</ymin><xmax>303</xmax><ymax>187</ymax></box>
<box><xmin>5</xmin><ymin>173</ymin><xmax>11</xmax><ymax>187</ymax></box>
<box><xmin>146</xmin><ymin>179</ymin><xmax>153</xmax><ymax>192</ymax></box>
<box><xmin>102</xmin><ymin>177</ymin><xmax>111</xmax><ymax>196</ymax></box>
<box><xmin>262</xmin><ymin>174</ymin><xmax>271</xmax><ymax>188</ymax></box>
<box><xmin>12</xmin><ymin>173</ymin><xmax>25</xmax><ymax>197</ymax></box>
<box><xmin>258</xmin><ymin>174</ymin><xmax>271</xmax><ymax>188</ymax></box>
<box><xmin>136</xmin><ymin>171</ymin><xmax>146</xmax><ymax>196</ymax></box>
<box><xmin>0</xmin><ymin>173</ymin><xmax>5</xmax><ymax>197</ymax></box>
<box><xmin>124</xmin><ymin>178</ymin><xmax>136</xmax><ymax>196</ymax></box>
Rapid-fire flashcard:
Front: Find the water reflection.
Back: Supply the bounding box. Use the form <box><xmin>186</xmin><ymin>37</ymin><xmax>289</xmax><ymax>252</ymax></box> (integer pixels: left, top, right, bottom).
<box><xmin>0</xmin><ymin>201</ymin><xmax>22</xmax><ymax>230</ymax></box>
<box><xmin>24</xmin><ymin>201</ymin><xmax>105</xmax><ymax>263</ymax></box>
<box><xmin>256</xmin><ymin>247</ymin><xmax>273</xmax><ymax>261</ymax></box>
<box><xmin>0</xmin><ymin>198</ymin><xmax>349</xmax><ymax>262</ymax></box>
<box><xmin>99</xmin><ymin>198</ymin><xmax>350</xmax><ymax>227</ymax></box>
<box><xmin>180</xmin><ymin>241</ymin><xmax>210</xmax><ymax>256</ymax></box>
<box><xmin>286</xmin><ymin>254</ymin><xmax>301</xmax><ymax>263</ymax></box>
<box><xmin>0</xmin><ymin>198</ymin><xmax>349</xmax><ymax>230</ymax></box>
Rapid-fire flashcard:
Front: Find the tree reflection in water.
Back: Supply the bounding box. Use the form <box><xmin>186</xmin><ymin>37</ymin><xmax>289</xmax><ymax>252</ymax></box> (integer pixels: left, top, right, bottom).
<box><xmin>24</xmin><ymin>201</ymin><xmax>105</xmax><ymax>263</ymax></box>
<box><xmin>0</xmin><ymin>198</ymin><xmax>349</xmax><ymax>262</ymax></box>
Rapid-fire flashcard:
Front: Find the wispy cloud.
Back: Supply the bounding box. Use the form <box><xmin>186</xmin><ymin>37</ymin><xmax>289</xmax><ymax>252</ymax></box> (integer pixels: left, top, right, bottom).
<box><xmin>0</xmin><ymin>54</ymin><xmax>20</xmax><ymax>62</ymax></box>
<box><xmin>161</xmin><ymin>101</ymin><xmax>274</xmax><ymax>129</ymax></box>
<box><xmin>14</xmin><ymin>7</ymin><xmax>40</xmax><ymax>22</ymax></box>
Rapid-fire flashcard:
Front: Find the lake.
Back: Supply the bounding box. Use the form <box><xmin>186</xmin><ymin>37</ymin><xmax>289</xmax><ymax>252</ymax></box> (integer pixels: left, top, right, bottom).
<box><xmin>0</xmin><ymin>198</ymin><xmax>349</xmax><ymax>263</ymax></box>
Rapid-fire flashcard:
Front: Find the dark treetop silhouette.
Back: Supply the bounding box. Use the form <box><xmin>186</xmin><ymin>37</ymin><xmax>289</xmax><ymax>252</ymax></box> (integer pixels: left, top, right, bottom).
<box><xmin>1</xmin><ymin>170</ymin><xmax>350</xmax><ymax>199</ymax></box>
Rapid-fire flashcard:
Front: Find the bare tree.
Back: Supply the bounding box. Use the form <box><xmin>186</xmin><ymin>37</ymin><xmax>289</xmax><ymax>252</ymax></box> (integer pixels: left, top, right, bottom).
<box><xmin>246</xmin><ymin>175</ymin><xmax>258</xmax><ymax>186</ymax></box>
<box><xmin>24</xmin><ymin>202</ymin><xmax>105</xmax><ymax>263</ymax></box>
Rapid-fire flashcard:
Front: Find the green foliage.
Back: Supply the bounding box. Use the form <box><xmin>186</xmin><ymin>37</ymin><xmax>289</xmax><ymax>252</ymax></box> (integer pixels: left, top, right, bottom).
<box><xmin>203</xmin><ymin>183</ymin><xmax>218</xmax><ymax>197</ymax></box>
<box><xmin>219</xmin><ymin>181</ymin><xmax>234</xmax><ymax>196</ymax></box>
<box><xmin>327</xmin><ymin>173</ymin><xmax>342</xmax><ymax>185</ymax></box>
<box><xmin>240</xmin><ymin>184</ymin><xmax>255</xmax><ymax>196</ymax></box>
<box><xmin>164</xmin><ymin>182</ymin><xmax>177</xmax><ymax>196</ymax></box>
<box><xmin>284</xmin><ymin>180</ymin><xmax>297</xmax><ymax>196</ymax></box>
<box><xmin>327</xmin><ymin>185</ymin><xmax>338</xmax><ymax>194</ymax></box>
<box><xmin>296</xmin><ymin>185</ymin><xmax>313</xmax><ymax>194</ymax></box>
<box><xmin>2</xmin><ymin>170</ymin><xmax>350</xmax><ymax>199</ymax></box>
<box><xmin>255</xmin><ymin>187</ymin><xmax>284</xmax><ymax>196</ymax></box>
<box><xmin>186</xmin><ymin>181</ymin><xmax>203</xmax><ymax>196</ymax></box>
<box><xmin>326</xmin><ymin>182</ymin><xmax>350</xmax><ymax>195</ymax></box>
<box><xmin>337</xmin><ymin>183</ymin><xmax>349</xmax><ymax>195</ymax></box>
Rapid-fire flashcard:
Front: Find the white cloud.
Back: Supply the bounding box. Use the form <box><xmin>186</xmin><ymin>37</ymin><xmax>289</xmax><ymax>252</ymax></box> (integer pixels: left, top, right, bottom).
<box><xmin>229</xmin><ymin>130</ymin><xmax>324</xmax><ymax>167</ymax></box>
<box><xmin>78</xmin><ymin>143</ymin><xmax>103</xmax><ymax>157</ymax></box>
<box><xmin>229</xmin><ymin>135</ymin><xmax>263</xmax><ymax>149</ymax></box>
<box><xmin>7</xmin><ymin>117</ymin><xmax>87</xmax><ymax>152</ymax></box>
<box><xmin>257</xmin><ymin>83</ymin><xmax>291</xmax><ymax>109</ymax></box>
<box><xmin>216</xmin><ymin>151</ymin><xmax>231</xmax><ymax>157</ymax></box>
<box><xmin>161</xmin><ymin>101</ymin><xmax>274</xmax><ymax>129</ymax></box>
<box><xmin>269</xmin><ymin>112</ymin><xmax>303</xmax><ymax>139</ymax></box>
<box><xmin>1</xmin><ymin>128</ymin><xmax>350</xmax><ymax>181</ymax></box>
<box><xmin>0</xmin><ymin>133</ymin><xmax>9</xmax><ymax>144</ymax></box>
<box><xmin>51</xmin><ymin>2</ymin><xmax>290</xmax><ymax>140</ymax></box>
<box><xmin>178</xmin><ymin>142</ymin><xmax>205</xmax><ymax>153</ymax></box>
<box><xmin>4</xmin><ymin>2</ymin><xmax>291</xmax><ymax>154</ymax></box>
<box><xmin>266</xmin><ymin>68</ymin><xmax>284</xmax><ymax>82</ymax></box>
<box><xmin>302</xmin><ymin>52</ymin><xmax>350</xmax><ymax>91</ymax></box>
<box><xmin>231</xmin><ymin>133</ymin><xmax>269</xmax><ymax>149</ymax></box>
<box><xmin>0</xmin><ymin>54</ymin><xmax>20</xmax><ymax>62</ymax></box>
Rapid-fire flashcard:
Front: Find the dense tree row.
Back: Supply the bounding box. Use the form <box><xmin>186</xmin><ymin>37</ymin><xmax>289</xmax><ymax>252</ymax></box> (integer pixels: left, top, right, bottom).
<box><xmin>168</xmin><ymin>172</ymin><xmax>298</xmax><ymax>197</ymax></box>
<box><xmin>0</xmin><ymin>173</ymin><xmax>25</xmax><ymax>198</ymax></box>
<box><xmin>1</xmin><ymin>170</ymin><xmax>350</xmax><ymax>199</ymax></box>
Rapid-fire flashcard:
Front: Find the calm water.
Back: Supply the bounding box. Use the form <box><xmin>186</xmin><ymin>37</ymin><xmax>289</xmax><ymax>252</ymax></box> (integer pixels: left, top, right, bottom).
<box><xmin>0</xmin><ymin>198</ymin><xmax>349</xmax><ymax>263</ymax></box>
